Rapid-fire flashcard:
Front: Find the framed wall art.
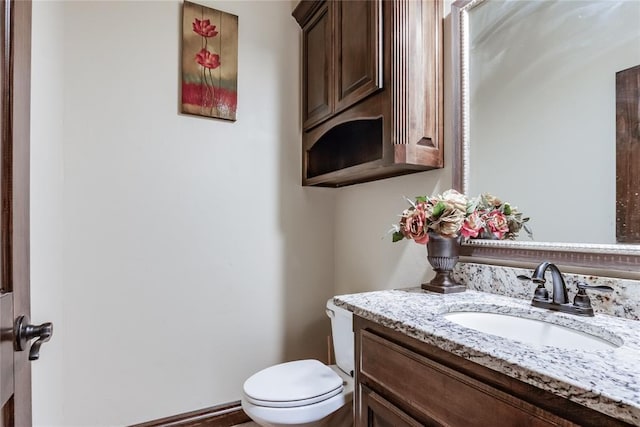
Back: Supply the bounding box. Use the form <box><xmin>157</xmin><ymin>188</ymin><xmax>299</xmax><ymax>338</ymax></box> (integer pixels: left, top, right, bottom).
<box><xmin>181</xmin><ymin>1</ymin><xmax>238</xmax><ymax>121</ymax></box>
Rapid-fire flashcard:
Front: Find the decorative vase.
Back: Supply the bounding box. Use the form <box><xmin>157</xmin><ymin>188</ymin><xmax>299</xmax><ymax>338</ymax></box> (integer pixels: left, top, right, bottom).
<box><xmin>422</xmin><ymin>232</ymin><xmax>466</xmax><ymax>294</ymax></box>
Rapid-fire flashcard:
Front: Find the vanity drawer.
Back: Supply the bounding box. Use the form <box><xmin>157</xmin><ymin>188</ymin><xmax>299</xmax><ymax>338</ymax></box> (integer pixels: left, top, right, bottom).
<box><xmin>358</xmin><ymin>329</ymin><xmax>577</xmax><ymax>427</ymax></box>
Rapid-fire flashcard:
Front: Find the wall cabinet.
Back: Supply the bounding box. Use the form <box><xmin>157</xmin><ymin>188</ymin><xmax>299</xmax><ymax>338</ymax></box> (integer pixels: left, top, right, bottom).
<box><xmin>354</xmin><ymin>315</ymin><xmax>629</xmax><ymax>427</ymax></box>
<box><xmin>293</xmin><ymin>0</ymin><xmax>443</xmax><ymax>187</ymax></box>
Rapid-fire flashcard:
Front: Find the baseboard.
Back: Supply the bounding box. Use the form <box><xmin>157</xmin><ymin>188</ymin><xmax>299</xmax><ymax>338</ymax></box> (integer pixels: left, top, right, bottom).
<box><xmin>131</xmin><ymin>400</ymin><xmax>251</xmax><ymax>427</ymax></box>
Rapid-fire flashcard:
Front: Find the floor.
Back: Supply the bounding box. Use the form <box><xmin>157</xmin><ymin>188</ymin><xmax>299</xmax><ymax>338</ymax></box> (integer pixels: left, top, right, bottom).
<box><xmin>232</xmin><ymin>422</ymin><xmax>259</xmax><ymax>427</ymax></box>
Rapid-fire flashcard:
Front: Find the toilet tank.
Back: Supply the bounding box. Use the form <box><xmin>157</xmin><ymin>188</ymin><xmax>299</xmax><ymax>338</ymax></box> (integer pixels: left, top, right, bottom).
<box><xmin>326</xmin><ymin>299</ymin><xmax>354</xmax><ymax>376</ymax></box>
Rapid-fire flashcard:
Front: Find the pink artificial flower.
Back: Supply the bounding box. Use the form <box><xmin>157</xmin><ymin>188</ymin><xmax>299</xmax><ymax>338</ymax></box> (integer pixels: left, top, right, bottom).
<box><xmin>485</xmin><ymin>210</ymin><xmax>509</xmax><ymax>239</ymax></box>
<box><xmin>193</xmin><ymin>19</ymin><xmax>219</xmax><ymax>38</ymax></box>
<box><xmin>461</xmin><ymin>211</ymin><xmax>484</xmax><ymax>238</ymax></box>
<box><xmin>400</xmin><ymin>204</ymin><xmax>430</xmax><ymax>244</ymax></box>
<box><xmin>196</xmin><ymin>49</ymin><xmax>221</xmax><ymax>69</ymax></box>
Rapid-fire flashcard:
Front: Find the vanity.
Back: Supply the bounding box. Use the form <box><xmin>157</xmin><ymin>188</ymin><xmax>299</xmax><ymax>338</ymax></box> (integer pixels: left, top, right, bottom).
<box><xmin>335</xmin><ymin>289</ymin><xmax>639</xmax><ymax>426</ymax></box>
<box><xmin>327</xmin><ymin>0</ymin><xmax>640</xmax><ymax>423</ymax></box>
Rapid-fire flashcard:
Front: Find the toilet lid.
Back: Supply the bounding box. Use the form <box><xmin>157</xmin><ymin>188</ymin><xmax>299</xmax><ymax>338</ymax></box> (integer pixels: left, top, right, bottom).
<box><xmin>243</xmin><ymin>359</ymin><xmax>344</xmax><ymax>408</ymax></box>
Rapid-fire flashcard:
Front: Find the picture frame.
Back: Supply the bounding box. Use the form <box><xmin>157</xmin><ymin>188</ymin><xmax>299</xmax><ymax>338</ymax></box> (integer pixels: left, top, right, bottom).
<box><xmin>181</xmin><ymin>1</ymin><xmax>238</xmax><ymax>121</ymax></box>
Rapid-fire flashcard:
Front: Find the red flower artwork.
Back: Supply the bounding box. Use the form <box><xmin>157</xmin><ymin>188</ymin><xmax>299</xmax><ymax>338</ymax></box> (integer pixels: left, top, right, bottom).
<box><xmin>196</xmin><ymin>48</ymin><xmax>220</xmax><ymax>69</ymax></box>
<box><xmin>182</xmin><ymin>2</ymin><xmax>237</xmax><ymax>121</ymax></box>
<box><xmin>192</xmin><ymin>18</ymin><xmax>218</xmax><ymax>38</ymax></box>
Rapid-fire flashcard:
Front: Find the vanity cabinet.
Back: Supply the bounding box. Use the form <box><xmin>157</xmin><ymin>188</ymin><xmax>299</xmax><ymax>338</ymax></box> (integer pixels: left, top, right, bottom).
<box><xmin>354</xmin><ymin>315</ymin><xmax>630</xmax><ymax>427</ymax></box>
<box><xmin>293</xmin><ymin>0</ymin><xmax>444</xmax><ymax>187</ymax></box>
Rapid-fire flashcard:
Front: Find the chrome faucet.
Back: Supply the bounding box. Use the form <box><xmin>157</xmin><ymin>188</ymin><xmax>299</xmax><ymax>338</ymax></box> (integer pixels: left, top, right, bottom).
<box><xmin>519</xmin><ymin>261</ymin><xmax>613</xmax><ymax>317</ymax></box>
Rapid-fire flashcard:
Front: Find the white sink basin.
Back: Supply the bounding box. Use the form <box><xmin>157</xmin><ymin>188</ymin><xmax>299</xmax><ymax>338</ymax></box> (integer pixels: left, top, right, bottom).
<box><xmin>444</xmin><ymin>311</ymin><xmax>620</xmax><ymax>351</ymax></box>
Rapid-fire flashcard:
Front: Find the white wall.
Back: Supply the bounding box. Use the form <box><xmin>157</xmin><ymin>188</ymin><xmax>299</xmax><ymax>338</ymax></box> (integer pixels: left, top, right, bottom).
<box><xmin>31</xmin><ymin>1</ymin><xmax>335</xmax><ymax>425</ymax></box>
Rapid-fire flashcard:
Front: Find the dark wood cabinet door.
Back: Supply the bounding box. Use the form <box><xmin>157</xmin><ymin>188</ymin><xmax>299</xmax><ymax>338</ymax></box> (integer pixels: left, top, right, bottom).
<box><xmin>333</xmin><ymin>0</ymin><xmax>382</xmax><ymax>113</ymax></box>
<box><xmin>302</xmin><ymin>2</ymin><xmax>333</xmax><ymax>129</ymax></box>
<box><xmin>359</xmin><ymin>386</ymin><xmax>424</xmax><ymax>427</ymax></box>
<box><xmin>616</xmin><ymin>64</ymin><xmax>640</xmax><ymax>243</ymax></box>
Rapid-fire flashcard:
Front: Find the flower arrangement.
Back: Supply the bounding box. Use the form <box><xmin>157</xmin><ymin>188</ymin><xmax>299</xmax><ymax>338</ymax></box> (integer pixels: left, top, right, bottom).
<box><xmin>463</xmin><ymin>193</ymin><xmax>530</xmax><ymax>240</ymax></box>
<box><xmin>392</xmin><ymin>190</ymin><xmax>530</xmax><ymax>244</ymax></box>
<box><xmin>392</xmin><ymin>189</ymin><xmax>468</xmax><ymax>244</ymax></box>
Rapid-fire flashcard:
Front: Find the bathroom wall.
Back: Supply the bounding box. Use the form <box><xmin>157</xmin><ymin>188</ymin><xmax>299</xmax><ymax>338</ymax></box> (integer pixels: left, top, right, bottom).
<box><xmin>30</xmin><ymin>1</ymin><xmax>336</xmax><ymax>425</ymax></box>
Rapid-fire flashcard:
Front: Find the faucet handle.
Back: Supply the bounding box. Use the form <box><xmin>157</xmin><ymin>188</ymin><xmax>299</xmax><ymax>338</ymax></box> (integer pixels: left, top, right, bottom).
<box><xmin>573</xmin><ymin>282</ymin><xmax>613</xmax><ymax>309</ymax></box>
<box><xmin>518</xmin><ymin>274</ymin><xmax>547</xmax><ymax>284</ymax></box>
<box><xmin>576</xmin><ymin>282</ymin><xmax>614</xmax><ymax>292</ymax></box>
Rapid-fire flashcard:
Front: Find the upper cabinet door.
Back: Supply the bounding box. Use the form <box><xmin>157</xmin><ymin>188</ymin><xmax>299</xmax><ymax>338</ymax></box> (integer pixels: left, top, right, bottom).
<box><xmin>333</xmin><ymin>0</ymin><xmax>382</xmax><ymax>113</ymax></box>
<box><xmin>302</xmin><ymin>3</ymin><xmax>333</xmax><ymax>130</ymax></box>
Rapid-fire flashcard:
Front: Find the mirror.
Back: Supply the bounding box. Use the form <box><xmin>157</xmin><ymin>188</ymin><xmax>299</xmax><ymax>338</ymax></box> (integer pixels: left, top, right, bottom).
<box><xmin>452</xmin><ymin>0</ymin><xmax>640</xmax><ymax>272</ymax></box>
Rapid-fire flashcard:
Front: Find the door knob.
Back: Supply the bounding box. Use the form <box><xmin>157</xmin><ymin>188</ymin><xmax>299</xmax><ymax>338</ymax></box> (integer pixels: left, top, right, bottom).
<box><xmin>14</xmin><ymin>315</ymin><xmax>53</xmax><ymax>361</ymax></box>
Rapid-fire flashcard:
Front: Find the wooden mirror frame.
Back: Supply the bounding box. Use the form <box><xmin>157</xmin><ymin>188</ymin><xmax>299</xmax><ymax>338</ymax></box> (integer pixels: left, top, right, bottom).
<box><xmin>451</xmin><ymin>0</ymin><xmax>640</xmax><ymax>276</ymax></box>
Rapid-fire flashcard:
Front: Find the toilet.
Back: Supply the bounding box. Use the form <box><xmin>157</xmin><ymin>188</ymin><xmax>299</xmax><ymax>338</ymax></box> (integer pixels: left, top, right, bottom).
<box><xmin>241</xmin><ymin>299</ymin><xmax>354</xmax><ymax>427</ymax></box>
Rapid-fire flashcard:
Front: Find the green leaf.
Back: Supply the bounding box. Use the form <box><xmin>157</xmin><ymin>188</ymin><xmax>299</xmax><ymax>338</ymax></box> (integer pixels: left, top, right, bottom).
<box><xmin>467</xmin><ymin>199</ymin><xmax>478</xmax><ymax>215</ymax></box>
<box><xmin>415</xmin><ymin>196</ymin><xmax>427</xmax><ymax>203</ymax></box>
<box><xmin>432</xmin><ymin>201</ymin><xmax>446</xmax><ymax>218</ymax></box>
<box><xmin>503</xmin><ymin>203</ymin><xmax>512</xmax><ymax>215</ymax></box>
<box><xmin>392</xmin><ymin>231</ymin><xmax>405</xmax><ymax>242</ymax></box>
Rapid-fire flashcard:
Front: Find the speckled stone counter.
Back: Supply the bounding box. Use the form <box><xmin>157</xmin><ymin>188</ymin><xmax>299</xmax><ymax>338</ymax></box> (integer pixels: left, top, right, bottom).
<box><xmin>334</xmin><ymin>289</ymin><xmax>640</xmax><ymax>425</ymax></box>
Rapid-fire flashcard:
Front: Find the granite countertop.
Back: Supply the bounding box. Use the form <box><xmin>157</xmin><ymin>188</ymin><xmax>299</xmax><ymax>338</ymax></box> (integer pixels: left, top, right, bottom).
<box><xmin>334</xmin><ymin>288</ymin><xmax>640</xmax><ymax>425</ymax></box>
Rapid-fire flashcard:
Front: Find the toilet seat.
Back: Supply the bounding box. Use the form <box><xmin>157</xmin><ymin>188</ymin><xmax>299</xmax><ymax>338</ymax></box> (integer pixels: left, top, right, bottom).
<box><xmin>241</xmin><ymin>364</ymin><xmax>354</xmax><ymax>427</ymax></box>
<box><xmin>243</xmin><ymin>360</ymin><xmax>344</xmax><ymax>408</ymax></box>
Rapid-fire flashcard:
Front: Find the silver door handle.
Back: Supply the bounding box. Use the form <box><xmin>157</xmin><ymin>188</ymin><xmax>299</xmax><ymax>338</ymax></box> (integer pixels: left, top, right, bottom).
<box><xmin>14</xmin><ymin>315</ymin><xmax>53</xmax><ymax>361</ymax></box>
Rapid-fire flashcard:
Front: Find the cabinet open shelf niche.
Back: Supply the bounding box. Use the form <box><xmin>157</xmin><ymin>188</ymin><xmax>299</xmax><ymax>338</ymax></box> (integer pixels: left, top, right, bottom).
<box><xmin>307</xmin><ymin>118</ymin><xmax>383</xmax><ymax>179</ymax></box>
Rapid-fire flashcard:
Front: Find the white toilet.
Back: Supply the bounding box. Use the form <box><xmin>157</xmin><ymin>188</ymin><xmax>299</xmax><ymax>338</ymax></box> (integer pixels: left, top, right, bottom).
<box><xmin>241</xmin><ymin>299</ymin><xmax>354</xmax><ymax>427</ymax></box>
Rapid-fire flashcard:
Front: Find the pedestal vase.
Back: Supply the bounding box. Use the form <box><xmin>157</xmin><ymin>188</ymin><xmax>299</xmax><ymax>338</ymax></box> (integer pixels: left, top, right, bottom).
<box><xmin>422</xmin><ymin>232</ymin><xmax>466</xmax><ymax>294</ymax></box>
